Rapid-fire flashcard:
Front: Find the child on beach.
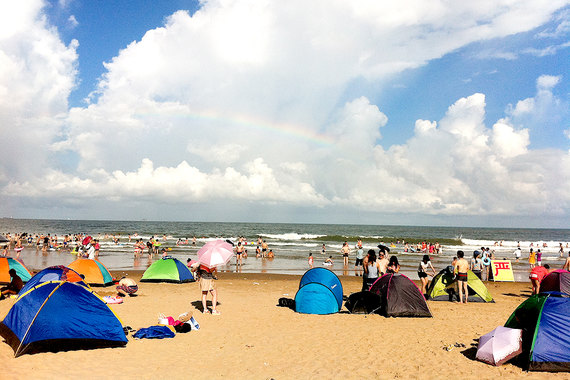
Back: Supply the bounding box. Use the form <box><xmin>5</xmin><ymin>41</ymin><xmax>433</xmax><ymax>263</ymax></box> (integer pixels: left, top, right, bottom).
<box><xmin>324</xmin><ymin>256</ymin><xmax>333</xmax><ymax>266</ymax></box>
<box><xmin>308</xmin><ymin>253</ymin><xmax>314</xmax><ymax>268</ymax></box>
<box><xmin>536</xmin><ymin>249</ymin><xmax>542</xmax><ymax>266</ymax></box>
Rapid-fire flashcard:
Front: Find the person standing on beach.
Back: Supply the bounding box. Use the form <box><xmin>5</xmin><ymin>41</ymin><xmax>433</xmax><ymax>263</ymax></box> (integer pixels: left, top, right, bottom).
<box><xmin>341</xmin><ymin>241</ymin><xmax>350</xmax><ymax>267</ymax></box>
<box><xmin>536</xmin><ymin>249</ymin><xmax>542</xmax><ymax>266</ymax></box>
<box><xmin>470</xmin><ymin>251</ymin><xmax>483</xmax><ymax>279</ymax></box>
<box><xmin>454</xmin><ymin>251</ymin><xmax>469</xmax><ymax>304</ymax></box>
<box><xmin>528</xmin><ymin>248</ymin><xmax>536</xmax><ymax>269</ymax></box>
<box><xmin>378</xmin><ymin>251</ymin><xmax>389</xmax><ymax>276</ymax></box>
<box><xmin>354</xmin><ymin>245</ymin><xmax>364</xmax><ymax>276</ymax></box>
<box><xmin>196</xmin><ymin>264</ymin><xmax>220</xmax><ymax>315</ymax></box>
<box><xmin>418</xmin><ymin>255</ymin><xmax>435</xmax><ymax>295</ymax></box>
<box><xmin>364</xmin><ymin>250</ymin><xmax>380</xmax><ymax>290</ymax></box>
<box><xmin>321</xmin><ymin>244</ymin><xmax>326</xmax><ymax>255</ymax></box>
<box><xmin>308</xmin><ymin>253</ymin><xmax>314</xmax><ymax>268</ymax></box>
<box><xmin>261</xmin><ymin>240</ymin><xmax>268</xmax><ymax>257</ymax></box>
<box><xmin>235</xmin><ymin>241</ymin><xmax>244</xmax><ymax>267</ymax></box>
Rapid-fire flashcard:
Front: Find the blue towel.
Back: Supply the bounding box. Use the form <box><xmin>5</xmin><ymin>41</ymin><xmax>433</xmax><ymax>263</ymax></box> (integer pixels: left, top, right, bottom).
<box><xmin>133</xmin><ymin>325</ymin><xmax>175</xmax><ymax>339</ymax></box>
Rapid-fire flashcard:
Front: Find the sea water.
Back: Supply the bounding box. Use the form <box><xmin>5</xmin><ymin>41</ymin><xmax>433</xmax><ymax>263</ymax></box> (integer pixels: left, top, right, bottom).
<box><xmin>1</xmin><ymin>219</ymin><xmax>568</xmax><ymax>282</ymax></box>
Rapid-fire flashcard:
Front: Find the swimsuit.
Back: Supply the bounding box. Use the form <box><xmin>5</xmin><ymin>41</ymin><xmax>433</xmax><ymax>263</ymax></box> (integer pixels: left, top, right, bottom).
<box><xmin>457</xmin><ymin>272</ymin><xmax>468</xmax><ymax>281</ymax></box>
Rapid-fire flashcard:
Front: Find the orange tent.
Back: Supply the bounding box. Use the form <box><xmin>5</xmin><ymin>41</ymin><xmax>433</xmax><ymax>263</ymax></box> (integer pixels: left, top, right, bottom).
<box><xmin>0</xmin><ymin>257</ymin><xmax>32</xmax><ymax>284</ymax></box>
<box><xmin>68</xmin><ymin>259</ymin><xmax>114</xmax><ymax>286</ymax></box>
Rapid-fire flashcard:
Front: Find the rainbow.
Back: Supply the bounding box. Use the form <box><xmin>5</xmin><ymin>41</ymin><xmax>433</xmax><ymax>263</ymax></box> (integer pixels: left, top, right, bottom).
<box><xmin>135</xmin><ymin>108</ymin><xmax>336</xmax><ymax>147</ymax></box>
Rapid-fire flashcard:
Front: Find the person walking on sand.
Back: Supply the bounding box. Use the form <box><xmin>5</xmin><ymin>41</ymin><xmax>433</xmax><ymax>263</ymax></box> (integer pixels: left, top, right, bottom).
<box><xmin>195</xmin><ymin>264</ymin><xmax>220</xmax><ymax>315</ymax></box>
<box><xmin>454</xmin><ymin>251</ymin><xmax>469</xmax><ymax>304</ymax></box>
<box><xmin>418</xmin><ymin>255</ymin><xmax>436</xmax><ymax>295</ymax></box>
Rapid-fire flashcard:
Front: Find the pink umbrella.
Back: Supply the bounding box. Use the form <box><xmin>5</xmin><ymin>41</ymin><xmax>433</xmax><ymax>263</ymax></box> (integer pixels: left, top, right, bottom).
<box><xmin>476</xmin><ymin>326</ymin><xmax>523</xmax><ymax>366</ymax></box>
<box><xmin>197</xmin><ymin>240</ymin><xmax>234</xmax><ymax>269</ymax></box>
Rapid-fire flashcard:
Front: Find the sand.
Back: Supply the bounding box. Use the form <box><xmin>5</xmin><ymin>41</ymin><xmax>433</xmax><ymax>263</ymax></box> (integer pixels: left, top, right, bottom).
<box><xmin>0</xmin><ymin>272</ymin><xmax>563</xmax><ymax>380</ymax></box>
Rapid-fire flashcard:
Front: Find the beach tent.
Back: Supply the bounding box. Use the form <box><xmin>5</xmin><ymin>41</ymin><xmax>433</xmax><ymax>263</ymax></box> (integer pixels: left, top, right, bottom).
<box><xmin>426</xmin><ymin>268</ymin><xmax>494</xmax><ymax>302</ymax></box>
<box><xmin>68</xmin><ymin>258</ymin><xmax>114</xmax><ymax>286</ymax></box>
<box><xmin>369</xmin><ymin>273</ymin><xmax>432</xmax><ymax>317</ymax></box>
<box><xmin>505</xmin><ymin>292</ymin><xmax>570</xmax><ymax>372</ymax></box>
<box><xmin>344</xmin><ymin>291</ymin><xmax>382</xmax><ymax>314</ymax></box>
<box><xmin>294</xmin><ymin>268</ymin><xmax>343</xmax><ymax>314</ymax></box>
<box><xmin>0</xmin><ymin>257</ymin><xmax>32</xmax><ymax>284</ymax></box>
<box><xmin>0</xmin><ymin>281</ymin><xmax>127</xmax><ymax>357</ymax></box>
<box><xmin>140</xmin><ymin>257</ymin><xmax>195</xmax><ymax>283</ymax></box>
<box><xmin>539</xmin><ymin>270</ymin><xmax>570</xmax><ymax>295</ymax></box>
<box><xmin>19</xmin><ymin>266</ymin><xmax>88</xmax><ymax>295</ymax></box>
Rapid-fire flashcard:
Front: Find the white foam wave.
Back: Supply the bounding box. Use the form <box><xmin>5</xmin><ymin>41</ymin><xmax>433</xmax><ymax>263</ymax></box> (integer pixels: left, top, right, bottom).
<box><xmin>261</xmin><ymin>233</ymin><xmax>325</xmax><ymax>240</ymax></box>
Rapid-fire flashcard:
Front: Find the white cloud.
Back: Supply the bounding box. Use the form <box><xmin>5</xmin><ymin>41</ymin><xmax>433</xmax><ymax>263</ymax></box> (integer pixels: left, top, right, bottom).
<box><xmin>507</xmin><ymin>75</ymin><xmax>568</xmax><ymax>136</ymax></box>
<box><xmin>0</xmin><ymin>0</ymin><xmax>569</xmax><ymax>222</ymax></box>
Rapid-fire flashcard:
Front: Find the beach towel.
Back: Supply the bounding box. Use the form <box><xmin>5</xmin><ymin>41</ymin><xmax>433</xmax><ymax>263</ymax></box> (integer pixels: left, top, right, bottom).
<box><xmin>133</xmin><ymin>325</ymin><xmax>175</xmax><ymax>339</ymax></box>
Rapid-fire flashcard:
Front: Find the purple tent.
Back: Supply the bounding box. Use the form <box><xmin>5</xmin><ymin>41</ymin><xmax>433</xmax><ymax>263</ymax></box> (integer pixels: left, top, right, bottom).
<box><xmin>540</xmin><ymin>270</ymin><xmax>570</xmax><ymax>294</ymax></box>
<box><xmin>476</xmin><ymin>326</ymin><xmax>523</xmax><ymax>366</ymax></box>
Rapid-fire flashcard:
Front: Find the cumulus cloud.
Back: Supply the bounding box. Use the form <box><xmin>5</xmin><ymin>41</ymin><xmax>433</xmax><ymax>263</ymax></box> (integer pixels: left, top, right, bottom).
<box><xmin>506</xmin><ymin>74</ymin><xmax>569</xmax><ymax>149</ymax></box>
<box><xmin>0</xmin><ymin>0</ymin><xmax>569</xmax><ymax>222</ymax></box>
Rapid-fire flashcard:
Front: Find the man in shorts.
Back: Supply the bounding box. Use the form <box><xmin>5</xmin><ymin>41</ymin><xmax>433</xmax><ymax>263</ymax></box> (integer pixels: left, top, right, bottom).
<box><xmin>454</xmin><ymin>251</ymin><xmax>469</xmax><ymax>304</ymax></box>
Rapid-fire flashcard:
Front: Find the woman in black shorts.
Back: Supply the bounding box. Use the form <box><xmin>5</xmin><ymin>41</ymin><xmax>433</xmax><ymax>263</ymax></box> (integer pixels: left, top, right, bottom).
<box><xmin>418</xmin><ymin>254</ymin><xmax>435</xmax><ymax>295</ymax></box>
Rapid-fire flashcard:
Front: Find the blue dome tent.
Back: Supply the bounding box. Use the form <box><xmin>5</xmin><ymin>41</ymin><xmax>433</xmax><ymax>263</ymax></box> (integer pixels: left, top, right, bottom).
<box><xmin>19</xmin><ymin>265</ymin><xmax>89</xmax><ymax>295</ymax></box>
<box><xmin>295</xmin><ymin>268</ymin><xmax>343</xmax><ymax>314</ymax></box>
<box><xmin>0</xmin><ymin>281</ymin><xmax>127</xmax><ymax>357</ymax></box>
<box><xmin>505</xmin><ymin>291</ymin><xmax>570</xmax><ymax>371</ymax></box>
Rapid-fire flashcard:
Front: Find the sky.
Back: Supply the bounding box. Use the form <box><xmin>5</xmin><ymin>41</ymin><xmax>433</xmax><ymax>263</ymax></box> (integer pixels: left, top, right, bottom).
<box><xmin>0</xmin><ymin>0</ymin><xmax>569</xmax><ymax>228</ymax></box>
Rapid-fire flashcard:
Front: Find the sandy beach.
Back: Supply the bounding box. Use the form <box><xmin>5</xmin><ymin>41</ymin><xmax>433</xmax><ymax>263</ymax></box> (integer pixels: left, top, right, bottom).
<box><xmin>0</xmin><ymin>272</ymin><xmax>562</xmax><ymax>379</ymax></box>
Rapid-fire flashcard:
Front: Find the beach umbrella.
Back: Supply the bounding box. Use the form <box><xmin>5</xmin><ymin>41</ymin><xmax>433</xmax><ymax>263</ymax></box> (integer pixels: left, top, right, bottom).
<box><xmin>197</xmin><ymin>240</ymin><xmax>234</xmax><ymax>269</ymax></box>
<box><xmin>476</xmin><ymin>326</ymin><xmax>523</xmax><ymax>366</ymax></box>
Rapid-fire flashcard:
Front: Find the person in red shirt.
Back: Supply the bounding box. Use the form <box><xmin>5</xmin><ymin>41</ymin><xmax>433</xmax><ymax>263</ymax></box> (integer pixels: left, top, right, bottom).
<box><xmin>529</xmin><ymin>264</ymin><xmax>552</xmax><ymax>295</ymax></box>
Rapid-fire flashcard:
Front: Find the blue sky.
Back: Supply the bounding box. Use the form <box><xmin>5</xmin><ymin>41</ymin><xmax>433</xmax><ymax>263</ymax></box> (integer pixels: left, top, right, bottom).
<box><xmin>0</xmin><ymin>0</ymin><xmax>569</xmax><ymax>227</ymax></box>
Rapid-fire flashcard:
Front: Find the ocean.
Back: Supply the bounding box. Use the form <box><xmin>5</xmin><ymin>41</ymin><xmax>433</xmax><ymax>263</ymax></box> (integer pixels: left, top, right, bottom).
<box><xmin>1</xmin><ymin>219</ymin><xmax>568</xmax><ymax>282</ymax></box>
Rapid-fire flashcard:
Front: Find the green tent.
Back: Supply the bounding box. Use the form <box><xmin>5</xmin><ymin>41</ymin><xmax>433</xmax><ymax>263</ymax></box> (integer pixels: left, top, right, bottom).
<box><xmin>140</xmin><ymin>257</ymin><xmax>195</xmax><ymax>283</ymax></box>
<box><xmin>426</xmin><ymin>268</ymin><xmax>493</xmax><ymax>302</ymax></box>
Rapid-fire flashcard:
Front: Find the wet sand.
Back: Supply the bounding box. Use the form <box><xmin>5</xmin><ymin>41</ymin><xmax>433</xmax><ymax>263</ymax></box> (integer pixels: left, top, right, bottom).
<box><xmin>0</xmin><ymin>272</ymin><xmax>557</xmax><ymax>379</ymax></box>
